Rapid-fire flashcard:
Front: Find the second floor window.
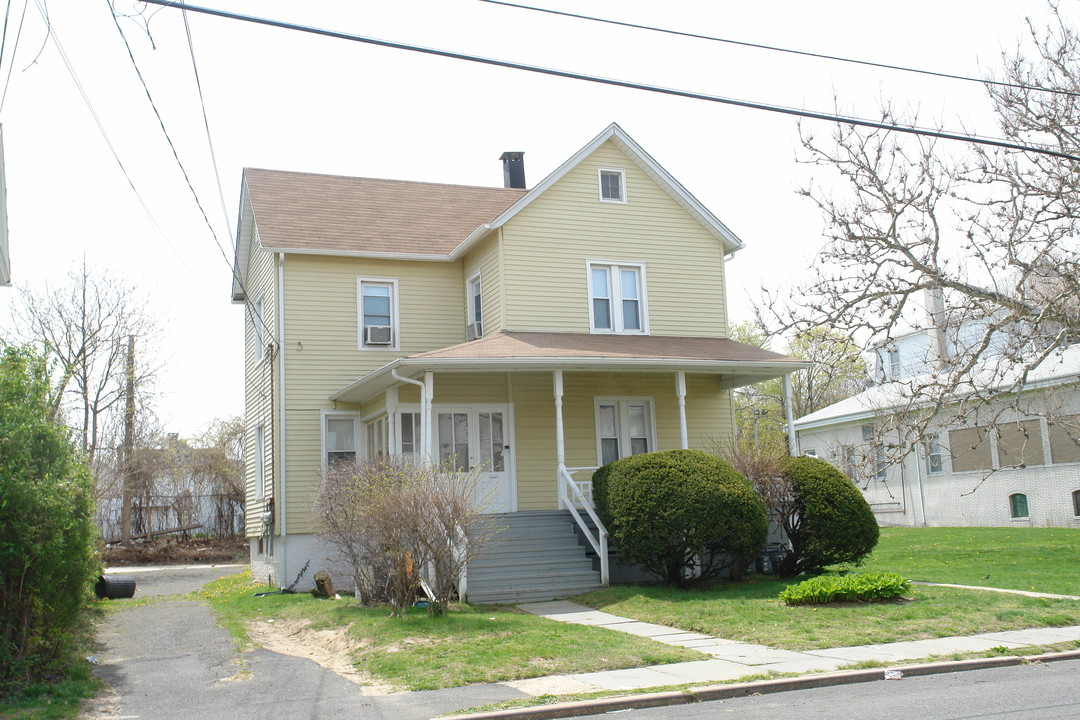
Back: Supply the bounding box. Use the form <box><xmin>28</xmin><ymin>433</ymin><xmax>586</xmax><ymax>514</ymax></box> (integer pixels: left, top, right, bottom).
<box><xmin>589</xmin><ymin>262</ymin><xmax>646</xmax><ymax>334</ymax></box>
<box><xmin>358</xmin><ymin>278</ymin><xmax>398</xmax><ymax>348</ymax></box>
<box><xmin>467</xmin><ymin>274</ymin><xmax>482</xmax><ymax>340</ymax></box>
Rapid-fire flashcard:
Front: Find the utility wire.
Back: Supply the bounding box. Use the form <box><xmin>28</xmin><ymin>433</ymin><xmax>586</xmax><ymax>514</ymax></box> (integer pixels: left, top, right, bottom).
<box><xmin>0</xmin><ymin>0</ymin><xmax>29</xmax><ymax>112</ymax></box>
<box><xmin>140</xmin><ymin>0</ymin><xmax>1080</xmax><ymax>163</ymax></box>
<box><xmin>480</xmin><ymin>0</ymin><xmax>1080</xmax><ymax>99</ymax></box>
<box><xmin>107</xmin><ymin>1</ymin><xmax>274</xmax><ymax>342</ymax></box>
<box><xmin>28</xmin><ymin>0</ymin><xmax>206</xmax><ymax>294</ymax></box>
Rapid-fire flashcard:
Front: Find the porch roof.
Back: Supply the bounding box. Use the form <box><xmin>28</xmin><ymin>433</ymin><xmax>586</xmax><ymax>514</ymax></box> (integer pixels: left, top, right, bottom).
<box><xmin>331</xmin><ymin>331</ymin><xmax>812</xmax><ymax>404</ymax></box>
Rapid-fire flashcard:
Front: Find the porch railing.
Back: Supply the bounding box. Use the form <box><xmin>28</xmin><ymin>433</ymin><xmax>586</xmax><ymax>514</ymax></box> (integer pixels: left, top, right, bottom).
<box><xmin>558</xmin><ymin>464</ymin><xmax>609</xmax><ymax>586</ymax></box>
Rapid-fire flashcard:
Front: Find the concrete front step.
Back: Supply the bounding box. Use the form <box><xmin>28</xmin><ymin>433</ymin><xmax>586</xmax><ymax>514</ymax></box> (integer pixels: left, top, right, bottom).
<box><xmin>469</xmin><ymin>570</ymin><xmax>603</xmax><ymax>591</ymax></box>
<box><xmin>470</xmin><ymin>583</ymin><xmax>606</xmax><ymax>606</ymax></box>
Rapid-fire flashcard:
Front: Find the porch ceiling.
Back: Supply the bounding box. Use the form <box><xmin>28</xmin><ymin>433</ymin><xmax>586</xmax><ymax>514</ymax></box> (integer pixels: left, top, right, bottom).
<box><xmin>331</xmin><ymin>331</ymin><xmax>811</xmax><ymax>404</ymax></box>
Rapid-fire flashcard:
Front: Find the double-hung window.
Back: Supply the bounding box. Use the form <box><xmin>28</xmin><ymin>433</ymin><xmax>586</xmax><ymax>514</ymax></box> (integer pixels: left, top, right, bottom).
<box><xmin>324</xmin><ymin>413</ymin><xmax>358</xmax><ymax>466</ymax></box>
<box><xmin>925</xmin><ymin>435</ymin><xmax>943</xmax><ymax>474</ymax></box>
<box><xmin>596</xmin><ymin>398</ymin><xmax>654</xmax><ymax>466</ymax></box>
<box><xmin>467</xmin><ymin>274</ymin><xmax>483</xmax><ymax>340</ymax></box>
<box><xmin>589</xmin><ymin>261</ymin><xmax>646</xmax><ymax>334</ymax></box>
<box><xmin>357</xmin><ymin>278</ymin><xmax>398</xmax><ymax>349</ymax></box>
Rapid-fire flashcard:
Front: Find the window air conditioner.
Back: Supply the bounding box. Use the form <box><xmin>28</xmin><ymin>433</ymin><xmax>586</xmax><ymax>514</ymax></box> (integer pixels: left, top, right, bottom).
<box><xmin>466</xmin><ymin>321</ymin><xmax>482</xmax><ymax>341</ymax></box>
<box><xmin>364</xmin><ymin>325</ymin><xmax>393</xmax><ymax>345</ymax></box>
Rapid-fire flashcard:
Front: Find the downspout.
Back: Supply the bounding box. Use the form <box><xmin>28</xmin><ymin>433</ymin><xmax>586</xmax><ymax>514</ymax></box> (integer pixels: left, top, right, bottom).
<box><xmin>913</xmin><ymin>429</ymin><xmax>929</xmax><ymax>527</ymax></box>
<box><xmin>783</xmin><ymin>373</ymin><xmax>798</xmax><ymax>455</ymax></box>
<box><xmin>392</xmin><ymin>369</ymin><xmax>429</xmax><ymax>460</ymax></box>
<box><xmin>277</xmin><ymin>252</ymin><xmax>288</xmax><ymax>586</ymax></box>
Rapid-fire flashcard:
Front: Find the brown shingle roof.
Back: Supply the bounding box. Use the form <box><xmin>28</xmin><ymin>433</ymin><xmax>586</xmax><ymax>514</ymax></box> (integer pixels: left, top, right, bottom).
<box><xmin>243</xmin><ymin>168</ymin><xmax>527</xmax><ymax>255</ymax></box>
<box><xmin>409</xmin><ymin>332</ymin><xmax>804</xmax><ymax>364</ymax></box>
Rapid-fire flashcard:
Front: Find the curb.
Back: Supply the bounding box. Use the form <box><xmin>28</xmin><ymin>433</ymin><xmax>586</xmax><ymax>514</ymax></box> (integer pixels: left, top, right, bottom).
<box><xmin>448</xmin><ymin>650</ymin><xmax>1080</xmax><ymax>720</ymax></box>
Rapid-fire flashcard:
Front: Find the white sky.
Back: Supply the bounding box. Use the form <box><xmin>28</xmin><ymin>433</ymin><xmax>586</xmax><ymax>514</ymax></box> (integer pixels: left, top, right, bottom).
<box><xmin>0</xmin><ymin>0</ymin><xmax>1067</xmax><ymax>436</ymax></box>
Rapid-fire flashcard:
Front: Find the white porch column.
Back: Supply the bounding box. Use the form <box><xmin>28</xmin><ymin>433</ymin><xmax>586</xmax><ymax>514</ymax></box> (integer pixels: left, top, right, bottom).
<box><xmin>783</xmin><ymin>373</ymin><xmax>798</xmax><ymax>456</ymax></box>
<box><xmin>424</xmin><ymin>371</ymin><xmax>435</xmax><ymax>462</ymax></box>
<box><xmin>386</xmin><ymin>386</ymin><xmax>399</xmax><ymax>455</ymax></box>
<box><xmin>675</xmin><ymin>371</ymin><xmax>689</xmax><ymax>450</ymax></box>
<box><xmin>554</xmin><ymin>370</ymin><xmax>566</xmax><ymax>509</ymax></box>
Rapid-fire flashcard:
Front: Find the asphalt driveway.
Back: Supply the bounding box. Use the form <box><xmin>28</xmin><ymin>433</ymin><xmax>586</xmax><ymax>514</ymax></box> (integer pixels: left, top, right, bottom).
<box><xmin>89</xmin><ymin>565</ymin><xmax>523</xmax><ymax>719</ymax></box>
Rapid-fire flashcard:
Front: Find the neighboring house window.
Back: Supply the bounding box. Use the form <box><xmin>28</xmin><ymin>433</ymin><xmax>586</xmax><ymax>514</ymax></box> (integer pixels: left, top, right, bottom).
<box><xmin>1009</xmin><ymin>493</ymin><xmax>1029</xmax><ymax>519</ymax></box>
<box><xmin>358</xmin><ymin>278</ymin><xmax>398</xmax><ymax>348</ymax></box>
<box><xmin>925</xmin><ymin>435</ymin><xmax>943</xmax><ymax>474</ymax></box>
<box><xmin>253</xmin><ymin>294</ymin><xmax>267</xmax><ymax>362</ymax></box>
<box><xmin>862</xmin><ymin>424</ymin><xmax>887</xmax><ymax>479</ymax></box>
<box><xmin>598</xmin><ymin>167</ymin><xmax>626</xmax><ymax>203</ymax></box>
<box><xmin>596</xmin><ymin>398</ymin><xmax>654</xmax><ymax>466</ymax></box>
<box><xmin>949</xmin><ymin>426</ymin><xmax>993</xmax><ymax>472</ymax></box>
<box><xmin>840</xmin><ymin>445</ymin><xmax>858</xmax><ymax>480</ymax></box>
<box><xmin>588</xmin><ymin>262</ymin><xmax>646</xmax><ymax>334</ymax></box>
<box><xmin>254</xmin><ymin>424</ymin><xmax>266</xmax><ymax>499</ymax></box>
<box><xmin>1073</xmin><ymin>490</ymin><xmax>1080</xmax><ymax>517</ymax></box>
<box><xmin>467</xmin><ymin>274</ymin><xmax>483</xmax><ymax>340</ymax></box>
<box><xmin>400</xmin><ymin>412</ymin><xmax>422</xmax><ymax>461</ymax></box>
<box><xmin>324</xmin><ymin>414</ymin><xmax>358</xmax><ymax>465</ymax></box>
<box><xmin>803</xmin><ymin>449</ymin><xmax>817</xmax><ymax>457</ymax></box>
<box><xmin>887</xmin><ymin>348</ymin><xmax>901</xmax><ymax>379</ymax></box>
<box><xmin>1048</xmin><ymin>415</ymin><xmax>1080</xmax><ymax>464</ymax></box>
<box><xmin>996</xmin><ymin>420</ymin><xmax>1045</xmax><ymax>468</ymax></box>
<box><xmin>365</xmin><ymin>416</ymin><xmax>389</xmax><ymax>459</ymax></box>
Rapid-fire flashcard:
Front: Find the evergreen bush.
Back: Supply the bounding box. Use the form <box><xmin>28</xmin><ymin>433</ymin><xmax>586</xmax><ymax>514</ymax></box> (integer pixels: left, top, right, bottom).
<box><xmin>775</xmin><ymin>456</ymin><xmax>879</xmax><ymax>577</ymax></box>
<box><xmin>0</xmin><ymin>345</ymin><xmax>99</xmax><ymax>694</ymax></box>
<box><xmin>593</xmin><ymin>449</ymin><xmax>767</xmax><ymax>586</ymax></box>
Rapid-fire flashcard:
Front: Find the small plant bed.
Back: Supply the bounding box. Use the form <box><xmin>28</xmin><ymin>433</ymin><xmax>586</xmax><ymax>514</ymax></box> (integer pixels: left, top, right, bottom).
<box><xmin>851</xmin><ymin>527</ymin><xmax>1080</xmax><ymax>596</ymax></box>
<box><xmin>198</xmin><ymin>572</ymin><xmax>703</xmax><ymax>691</ymax></box>
<box><xmin>779</xmin><ymin>573</ymin><xmax>911</xmax><ymax>606</ymax></box>
<box><xmin>575</xmin><ymin>578</ymin><xmax>1080</xmax><ymax>651</ymax></box>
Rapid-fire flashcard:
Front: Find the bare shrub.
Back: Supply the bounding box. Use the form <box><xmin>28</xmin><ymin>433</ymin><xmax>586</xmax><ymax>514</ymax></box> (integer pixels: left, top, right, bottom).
<box><xmin>314</xmin><ymin>457</ymin><xmax>497</xmax><ymax>617</ymax></box>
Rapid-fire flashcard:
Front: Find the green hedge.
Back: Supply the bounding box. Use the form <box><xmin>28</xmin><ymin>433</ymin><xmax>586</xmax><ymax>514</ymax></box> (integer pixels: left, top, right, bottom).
<box><xmin>779</xmin><ymin>572</ymin><xmax>912</xmax><ymax>605</ymax></box>
<box><xmin>593</xmin><ymin>449</ymin><xmax>767</xmax><ymax>586</ymax></box>
<box><xmin>0</xmin><ymin>346</ymin><xmax>99</xmax><ymax>695</ymax></box>
<box><xmin>776</xmin><ymin>456</ymin><xmax>879</xmax><ymax>577</ymax></box>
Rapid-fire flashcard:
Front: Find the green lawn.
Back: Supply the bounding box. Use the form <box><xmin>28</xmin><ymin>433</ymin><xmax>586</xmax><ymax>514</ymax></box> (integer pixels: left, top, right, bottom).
<box><xmin>855</xmin><ymin>527</ymin><xmax>1080</xmax><ymax>596</ymax></box>
<box><xmin>199</xmin><ymin>572</ymin><xmax>702</xmax><ymax>691</ymax></box>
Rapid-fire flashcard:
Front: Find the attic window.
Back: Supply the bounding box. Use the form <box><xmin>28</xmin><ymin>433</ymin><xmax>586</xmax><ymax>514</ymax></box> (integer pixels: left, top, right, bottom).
<box><xmin>598</xmin><ymin>168</ymin><xmax>626</xmax><ymax>203</ymax></box>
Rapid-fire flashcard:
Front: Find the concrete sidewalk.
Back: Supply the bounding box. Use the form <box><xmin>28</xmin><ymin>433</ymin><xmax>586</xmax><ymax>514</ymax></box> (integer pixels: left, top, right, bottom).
<box><xmin>507</xmin><ymin>600</ymin><xmax>1080</xmax><ymax>695</ymax></box>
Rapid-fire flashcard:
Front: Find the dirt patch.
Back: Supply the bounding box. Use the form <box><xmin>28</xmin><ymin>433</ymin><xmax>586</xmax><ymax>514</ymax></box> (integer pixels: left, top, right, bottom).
<box><xmin>104</xmin><ymin>537</ymin><xmax>248</xmax><ymax>566</ymax></box>
<box><xmin>247</xmin><ymin>617</ymin><xmax>397</xmax><ymax>695</ymax></box>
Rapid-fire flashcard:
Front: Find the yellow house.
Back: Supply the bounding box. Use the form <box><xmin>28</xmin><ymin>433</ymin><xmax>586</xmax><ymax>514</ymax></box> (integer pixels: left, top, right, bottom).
<box><xmin>232</xmin><ymin>123</ymin><xmax>807</xmax><ymax>601</ymax></box>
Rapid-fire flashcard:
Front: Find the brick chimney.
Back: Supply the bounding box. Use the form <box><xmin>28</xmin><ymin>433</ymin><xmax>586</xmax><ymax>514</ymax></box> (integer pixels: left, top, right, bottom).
<box><xmin>500</xmin><ymin>151</ymin><xmax>525</xmax><ymax>189</ymax></box>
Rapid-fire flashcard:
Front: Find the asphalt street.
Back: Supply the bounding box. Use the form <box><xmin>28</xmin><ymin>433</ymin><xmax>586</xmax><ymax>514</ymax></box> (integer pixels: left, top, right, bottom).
<box><xmin>573</xmin><ymin>659</ymin><xmax>1080</xmax><ymax>720</ymax></box>
<box><xmin>89</xmin><ymin>565</ymin><xmax>524</xmax><ymax>720</ymax></box>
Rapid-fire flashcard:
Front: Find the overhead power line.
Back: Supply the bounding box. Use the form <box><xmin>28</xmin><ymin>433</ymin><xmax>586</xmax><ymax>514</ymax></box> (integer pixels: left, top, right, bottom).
<box><xmin>140</xmin><ymin>1</ymin><xmax>1080</xmax><ymax>163</ymax></box>
<box><xmin>480</xmin><ymin>0</ymin><xmax>1080</xmax><ymax>99</ymax></box>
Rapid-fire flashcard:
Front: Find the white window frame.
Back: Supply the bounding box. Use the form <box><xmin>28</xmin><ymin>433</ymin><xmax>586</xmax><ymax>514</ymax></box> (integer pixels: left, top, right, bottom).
<box><xmin>466</xmin><ymin>272</ymin><xmax>483</xmax><ymax>340</ymax></box>
<box><xmin>925</xmin><ymin>434</ymin><xmax>944</xmax><ymax>474</ymax></box>
<box><xmin>363</xmin><ymin>413</ymin><xmax>390</xmax><ymax>460</ymax></box>
<box><xmin>253</xmin><ymin>293</ymin><xmax>268</xmax><ymax>363</ymax></box>
<box><xmin>598</xmin><ymin>166</ymin><xmax>627</xmax><ymax>203</ymax></box>
<box><xmin>594</xmin><ymin>397</ymin><xmax>657</xmax><ymax>466</ymax></box>
<box><xmin>357</xmin><ymin>277</ymin><xmax>400</xmax><ymax>351</ymax></box>
<box><xmin>586</xmin><ymin>260</ymin><xmax>649</xmax><ymax>335</ymax></box>
<box><xmin>321</xmin><ymin>410</ymin><xmax>360</xmax><ymax>468</ymax></box>
<box><xmin>254</xmin><ymin>424</ymin><xmax>266</xmax><ymax>499</ymax></box>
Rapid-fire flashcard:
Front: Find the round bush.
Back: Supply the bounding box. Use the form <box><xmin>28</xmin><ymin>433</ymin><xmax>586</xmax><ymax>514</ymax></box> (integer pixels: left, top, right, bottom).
<box><xmin>593</xmin><ymin>449</ymin><xmax>767</xmax><ymax>586</ymax></box>
<box><xmin>776</xmin><ymin>455</ymin><xmax>879</xmax><ymax>576</ymax></box>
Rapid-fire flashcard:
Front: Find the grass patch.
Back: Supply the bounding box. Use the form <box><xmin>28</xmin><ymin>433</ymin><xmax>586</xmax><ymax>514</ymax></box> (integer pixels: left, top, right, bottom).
<box><xmin>199</xmin><ymin>571</ymin><xmax>703</xmax><ymax>690</ymax></box>
<box><xmin>575</xmin><ymin>579</ymin><xmax>1080</xmax><ymax>651</ymax></box>
<box><xmin>855</xmin><ymin>527</ymin><xmax>1080</xmax><ymax>595</ymax></box>
<box><xmin>0</xmin><ymin>661</ymin><xmax>100</xmax><ymax>720</ymax></box>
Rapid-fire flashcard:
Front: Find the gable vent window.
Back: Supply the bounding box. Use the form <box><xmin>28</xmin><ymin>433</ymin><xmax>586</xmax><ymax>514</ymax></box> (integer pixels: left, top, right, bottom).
<box><xmin>358</xmin><ymin>278</ymin><xmax>398</xmax><ymax>349</ymax></box>
<box><xmin>598</xmin><ymin>167</ymin><xmax>626</xmax><ymax>203</ymax></box>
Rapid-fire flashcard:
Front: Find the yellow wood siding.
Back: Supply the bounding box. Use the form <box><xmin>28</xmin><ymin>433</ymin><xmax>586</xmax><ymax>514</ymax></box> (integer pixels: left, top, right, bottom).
<box><xmin>281</xmin><ymin>255</ymin><xmax>466</xmax><ymax>533</ymax></box>
<box><xmin>243</xmin><ymin>229</ymin><xmax>277</xmax><ymax>538</ymax></box>
<box><xmin>501</xmin><ymin>141</ymin><xmax>729</xmax><ymax>337</ymax></box>
<box><xmin>461</xmin><ymin>231</ymin><xmax>504</xmax><ymax>337</ymax></box>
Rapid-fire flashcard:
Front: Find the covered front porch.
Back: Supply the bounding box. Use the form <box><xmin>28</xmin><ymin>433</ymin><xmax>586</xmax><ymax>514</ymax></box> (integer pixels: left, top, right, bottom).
<box><xmin>331</xmin><ymin>332</ymin><xmax>810</xmax><ymax>593</ymax></box>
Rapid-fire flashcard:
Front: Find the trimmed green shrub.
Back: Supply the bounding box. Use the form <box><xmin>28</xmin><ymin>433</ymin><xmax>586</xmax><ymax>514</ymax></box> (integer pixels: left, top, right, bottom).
<box><xmin>0</xmin><ymin>346</ymin><xmax>99</xmax><ymax>695</ymax></box>
<box><xmin>779</xmin><ymin>572</ymin><xmax>911</xmax><ymax>605</ymax></box>
<box><xmin>593</xmin><ymin>449</ymin><xmax>767</xmax><ymax>586</ymax></box>
<box><xmin>775</xmin><ymin>456</ymin><xmax>879</xmax><ymax>577</ymax></box>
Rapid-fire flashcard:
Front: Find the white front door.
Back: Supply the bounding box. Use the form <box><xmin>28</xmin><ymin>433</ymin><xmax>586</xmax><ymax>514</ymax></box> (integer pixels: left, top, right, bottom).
<box><xmin>436</xmin><ymin>405</ymin><xmax>514</xmax><ymax>513</ymax></box>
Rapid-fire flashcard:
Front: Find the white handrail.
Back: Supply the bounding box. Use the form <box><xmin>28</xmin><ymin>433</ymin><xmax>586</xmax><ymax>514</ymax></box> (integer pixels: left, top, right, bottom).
<box><xmin>559</xmin><ymin>465</ymin><xmax>609</xmax><ymax>586</ymax></box>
